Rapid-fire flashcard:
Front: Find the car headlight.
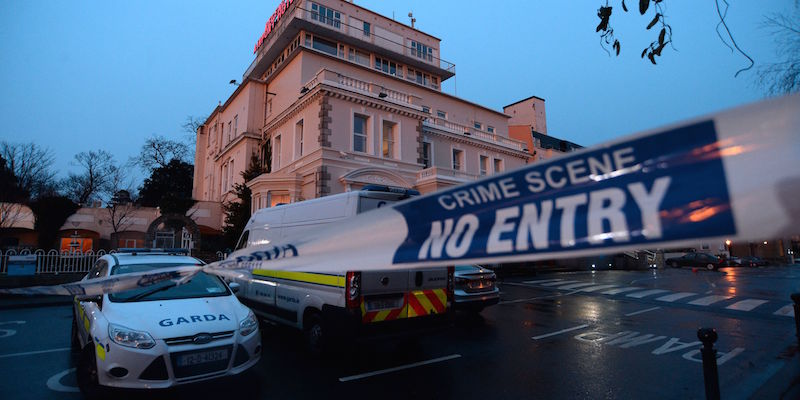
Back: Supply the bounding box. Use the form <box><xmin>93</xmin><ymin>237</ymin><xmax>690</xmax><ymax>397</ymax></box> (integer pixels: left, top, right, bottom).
<box><xmin>239</xmin><ymin>311</ymin><xmax>258</xmax><ymax>337</ymax></box>
<box><xmin>108</xmin><ymin>323</ymin><xmax>156</xmax><ymax>349</ymax></box>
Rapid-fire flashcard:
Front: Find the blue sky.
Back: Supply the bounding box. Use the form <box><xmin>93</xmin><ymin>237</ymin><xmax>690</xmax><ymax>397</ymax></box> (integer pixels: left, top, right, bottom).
<box><xmin>0</xmin><ymin>1</ymin><xmax>794</xmax><ymax>184</ymax></box>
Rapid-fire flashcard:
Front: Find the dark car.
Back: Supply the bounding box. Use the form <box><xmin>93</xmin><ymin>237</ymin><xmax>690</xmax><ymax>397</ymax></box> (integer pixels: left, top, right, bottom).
<box><xmin>453</xmin><ymin>265</ymin><xmax>499</xmax><ymax>312</ymax></box>
<box><xmin>740</xmin><ymin>256</ymin><xmax>769</xmax><ymax>267</ymax></box>
<box><xmin>665</xmin><ymin>252</ymin><xmax>724</xmax><ymax>271</ymax></box>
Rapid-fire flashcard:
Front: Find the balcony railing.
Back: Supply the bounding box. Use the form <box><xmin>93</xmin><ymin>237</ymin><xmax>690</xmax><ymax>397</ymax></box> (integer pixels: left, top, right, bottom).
<box><xmin>416</xmin><ymin>166</ymin><xmax>477</xmax><ymax>182</ymax></box>
<box><xmin>303</xmin><ymin>69</ymin><xmax>418</xmax><ymax>109</ymax></box>
<box><xmin>422</xmin><ymin>117</ymin><xmax>525</xmax><ymax>151</ymax></box>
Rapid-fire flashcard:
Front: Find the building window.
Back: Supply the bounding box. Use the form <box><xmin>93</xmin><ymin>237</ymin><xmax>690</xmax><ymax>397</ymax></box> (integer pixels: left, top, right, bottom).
<box><xmin>274</xmin><ymin>135</ymin><xmax>281</xmax><ymax>170</ymax></box>
<box><xmin>422</xmin><ymin>141</ymin><xmax>432</xmax><ymax>168</ymax></box>
<box><xmin>295</xmin><ymin>120</ymin><xmax>304</xmax><ymax>159</ymax></box>
<box><xmin>494</xmin><ymin>158</ymin><xmax>503</xmax><ymax>173</ymax></box>
<box><xmin>410</xmin><ymin>41</ymin><xmax>433</xmax><ymax>62</ymax></box>
<box><xmin>452</xmin><ymin>148</ymin><xmax>464</xmax><ymax>171</ymax></box>
<box><xmin>436</xmin><ymin>110</ymin><xmax>447</xmax><ymax>119</ymax></box>
<box><xmin>480</xmin><ymin>155</ymin><xmax>489</xmax><ymax>176</ymax></box>
<box><xmin>382</xmin><ymin>120</ymin><xmax>396</xmax><ymax>159</ymax></box>
<box><xmin>374</xmin><ymin>57</ymin><xmax>401</xmax><ymax>77</ymax></box>
<box><xmin>421</xmin><ymin>106</ymin><xmax>431</xmax><ymax>114</ymax></box>
<box><xmin>227</xmin><ymin>121</ymin><xmax>232</xmax><ymax>142</ymax></box>
<box><xmin>338</xmin><ymin>44</ymin><xmax>345</xmax><ymax>58</ymax></box>
<box><xmin>234</xmin><ymin>115</ymin><xmax>238</xmax><ymax>136</ymax></box>
<box><xmin>349</xmin><ymin>48</ymin><xmax>370</xmax><ymax>66</ymax></box>
<box><xmin>311</xmin><ymin>36</ymin><xmax>338</xmax><ymax>56</ymax></box>
<box><xmin>353</xmin><ymin>114</ymin><xmax>368</xmax><ymax>153</ymax></box>
<box><xmin>363</xmin><ymin>22</ymin><xmax>370</xmax><ymax>36</ymax></box>
<box><xmin>474</xmin><ymin>121</ymin><xmax>482</xmax><ymax>130</ymax></box>
<box><xmin>304</xmin><ymin>33</ymin><xmax>312</xmax><ymax>47</ymax></box>
<box><xmin>267</xmin><ymin>98</ymin><xmax>273</xmax><ymax>116</ymax></box>
<box><xmin>487</xmin><ymin>126</ymin><xmax>495</xmax><ymax>134</ymax></box>
<box><xmin>310</xmin><ymin>2</ymin><xmax>341</xmax><ymax>28</ymax></box>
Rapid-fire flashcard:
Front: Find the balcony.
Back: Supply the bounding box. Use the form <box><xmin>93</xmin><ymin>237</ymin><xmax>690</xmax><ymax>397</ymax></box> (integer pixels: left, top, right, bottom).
<box><xmin>303</xmin><ymin>69</ymin><xmax>420</xmax><ymax>110</ymax></box>
<box><xmin>422</xmin><ymin>118</ymin><xmax>526</xmax><ymax>152</ymax></box>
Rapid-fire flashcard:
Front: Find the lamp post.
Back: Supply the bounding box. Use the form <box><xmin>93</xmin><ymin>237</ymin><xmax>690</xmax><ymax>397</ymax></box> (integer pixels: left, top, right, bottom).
<box><xmin>725</xmin><ymin>239</ymin><xmax>732</xmax><ymax>258</ymax></box>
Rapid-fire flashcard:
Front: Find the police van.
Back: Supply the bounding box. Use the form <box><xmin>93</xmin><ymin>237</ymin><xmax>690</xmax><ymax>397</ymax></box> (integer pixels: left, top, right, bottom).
<box><xmin>71</xmin><ymin>249</ymin><xmax>261</xmax><ymax>397</ymax></box>
<box><xmin>229</xmin><ymin>185</ymin><xmax>454</xmax><ymax>352</ymax></box>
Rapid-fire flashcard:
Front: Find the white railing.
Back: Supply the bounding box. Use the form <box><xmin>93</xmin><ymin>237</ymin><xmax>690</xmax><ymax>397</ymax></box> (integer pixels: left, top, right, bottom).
<box><xmin>302</xmin><ymin>69</ymin><xmax>416</xmax><ymax>108</ymax></box>
<box><xmin>423</xmin><ymin>118</ymin><xmax>525</xmax><ymax>151</ymax></box>
<box><xmin>0</xmin><ymin>249</ymin><xmax>116</xmax><ymax>275</ymax></box>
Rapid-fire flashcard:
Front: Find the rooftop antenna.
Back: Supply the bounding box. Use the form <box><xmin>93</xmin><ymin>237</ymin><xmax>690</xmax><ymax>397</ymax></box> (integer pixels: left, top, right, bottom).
<box><xmin>408</xmin><ymin>12</ymin><xmax>416</xmax><ymax>28</ymax></box>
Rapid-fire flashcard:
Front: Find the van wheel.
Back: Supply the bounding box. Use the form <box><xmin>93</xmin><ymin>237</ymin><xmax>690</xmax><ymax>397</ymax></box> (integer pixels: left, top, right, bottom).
<box><xmin>304</xmin><ymin>313</ymin><xmax>326</xmax><ymax>356</ymax></box>
<box><xmin>77</xmin><ymin>344</ymin><xmax>101</xmax><ymax>399</ymax></box>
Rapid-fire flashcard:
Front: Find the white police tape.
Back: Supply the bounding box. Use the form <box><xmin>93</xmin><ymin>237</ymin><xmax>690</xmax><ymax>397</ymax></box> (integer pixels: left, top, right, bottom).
<box><xmin>222</xmin><ymin>94</ymin><xmax>799</xmax><ymax>273</ymax></box>
<box><xmin>1</xmin><ymin>94</ymin><xmax>797</xmax><ymax>296</ymax></box>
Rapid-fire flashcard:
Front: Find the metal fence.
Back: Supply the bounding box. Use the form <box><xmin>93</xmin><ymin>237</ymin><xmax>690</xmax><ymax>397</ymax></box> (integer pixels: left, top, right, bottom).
<box><xmin>0</xmin><ymin>249</ymin><xmax>116</xmax><ymax>275</ymax></box>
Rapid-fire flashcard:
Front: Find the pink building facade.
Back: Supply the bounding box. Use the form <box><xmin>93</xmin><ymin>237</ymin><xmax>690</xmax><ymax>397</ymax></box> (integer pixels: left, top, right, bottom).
<box><xmin>193</xmin><ymin>0</ymin><xmax>536</xmax><ymax>230</ymax></box>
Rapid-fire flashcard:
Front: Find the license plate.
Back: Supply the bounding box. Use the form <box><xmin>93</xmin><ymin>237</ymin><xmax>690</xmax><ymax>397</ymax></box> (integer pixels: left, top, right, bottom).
<box><xmin>177</xmin><ymin>349</ymin><xmax>228</xmax><ymax>367</ymax></box>
<box><xmin>366</xmin><ymin>297</ymin><xmax>402</xmax><ymax>311</ymax></box>
<box><xmin>468</xmin><ymin>280</ymin><xmax>493</xmax><ymax>290</ymax></box>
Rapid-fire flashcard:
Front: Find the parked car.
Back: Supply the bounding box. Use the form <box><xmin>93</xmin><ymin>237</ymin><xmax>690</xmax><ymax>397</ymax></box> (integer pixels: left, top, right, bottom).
<box><xmin>722</xmin><ymin>256</ymin><xmax>742</xmax><ymax>267</ymax></box>
<box><xmin>740</xmin><ymin>256</ymin><xmax>769</xmax><ymax>267</ymax></box>
<box><xmin>453</xmin><ymin>265</ymin><xmax>499</xmax><ymax>312</ymax></box>
<box><xmin>665</xmin><ymin>252</ymin><xmax>724</xmax><ymax>271</ymax></box>
<box><xmin>72</xmin><ymin>249</ymin><xmax>261</xmax><ymax>397</ymax></box>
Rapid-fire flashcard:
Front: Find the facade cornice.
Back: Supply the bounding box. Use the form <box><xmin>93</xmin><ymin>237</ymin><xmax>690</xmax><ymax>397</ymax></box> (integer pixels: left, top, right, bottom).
<box><xmin>422</xmin><ymin>126</ymin><xmax>530</xmax><ymax>159</ymax></box>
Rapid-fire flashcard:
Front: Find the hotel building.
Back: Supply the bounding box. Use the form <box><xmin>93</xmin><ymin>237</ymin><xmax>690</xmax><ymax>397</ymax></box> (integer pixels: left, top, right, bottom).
<box><xmin>192</xmin><ymin>0</ymin><xmax>537</xmax><ymax>231</ymax></box>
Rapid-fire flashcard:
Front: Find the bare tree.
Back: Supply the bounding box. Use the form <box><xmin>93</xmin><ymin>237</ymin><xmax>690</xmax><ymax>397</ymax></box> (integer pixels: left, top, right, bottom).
<box><xmin>62</xmin><ymin>150</ymin><xmax>117</xmax><ymax>206</ymax></box>
<box><xmin>0</xmin><ymin>203</ymin><xmax>32</xmax><ymax>229</ymax></box>
<box><xmin>0</xmin><ymin>141</ymin><xmax>57</xmax><ymax>199</ymax></box>
<box><xmin>135</xmin><ymin>135</ymin><xmax>190</xmax><ymax>172</ymax></box>
<box><xmin>104</xmin><ymin>165</ymin><xmax>139</xmax><ymax>235</ymax></box>
<box><xmin>757</xmin><ymin>9</ymin><xmax>800</xmax><ymax>95</ymax></box>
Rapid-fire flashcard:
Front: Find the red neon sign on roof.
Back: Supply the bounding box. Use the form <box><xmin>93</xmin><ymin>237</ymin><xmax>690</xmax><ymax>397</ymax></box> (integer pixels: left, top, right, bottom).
<box><xmin>253</xmin><ymin>0</ymin><xmax>296</xmax><ymax>54</ymax></box>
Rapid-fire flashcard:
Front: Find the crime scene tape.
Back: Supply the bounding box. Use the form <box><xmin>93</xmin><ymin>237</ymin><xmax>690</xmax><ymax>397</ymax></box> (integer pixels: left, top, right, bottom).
<box><xmin>1</xmin><ymin>94</ymin><xmax>797</xmax><ymax>296</ymax></box>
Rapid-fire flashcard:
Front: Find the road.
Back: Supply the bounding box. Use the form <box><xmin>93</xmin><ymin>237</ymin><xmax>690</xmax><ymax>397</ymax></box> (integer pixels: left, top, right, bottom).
<box><xmin>1</xmin><ymin>265</ymin><xmax>798</xmax><ymax>399</ymax></box>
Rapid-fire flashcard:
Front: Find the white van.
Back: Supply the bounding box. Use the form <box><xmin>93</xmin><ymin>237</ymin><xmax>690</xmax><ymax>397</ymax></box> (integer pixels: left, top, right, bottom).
<box><xmin>230</xmin><ymin>185</ymin><xmax>453</xmax><ymax>352</ymax></box>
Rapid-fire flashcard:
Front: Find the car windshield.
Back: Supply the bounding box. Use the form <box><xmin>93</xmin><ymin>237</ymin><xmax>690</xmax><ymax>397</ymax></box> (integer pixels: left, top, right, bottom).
<box><xmin>455</xmin><ymin>265</ymin><xmax>480</xmax><ymax>271</ymax></box>
<box><xmin>108</xmin><ymin>263</ymin><xmax>230</xmax><ymax>302</ymax></box>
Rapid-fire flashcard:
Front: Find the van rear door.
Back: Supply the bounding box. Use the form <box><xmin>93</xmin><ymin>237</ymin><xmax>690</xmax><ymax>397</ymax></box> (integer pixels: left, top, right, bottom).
<box><xmin>406</xmin><ymin>268</ymin><xmax>449</xmax><ymax>318</ymax></box>
<box><xmin>360</xmin><ymin>270</ymin><xmax>409</xmax><ymax>322</ymax></box>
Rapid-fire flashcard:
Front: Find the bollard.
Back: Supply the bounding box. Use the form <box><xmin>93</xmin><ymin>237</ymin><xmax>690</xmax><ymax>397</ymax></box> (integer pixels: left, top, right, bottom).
<box><xmin>791</xmin><ymin>293</ymin><xmax>800</xmax><ymax>346</ymax></box>
<box><xmin>697</xmin><ymin>328</ymin><xmax>721</xmax><ymax>400</ymax></box>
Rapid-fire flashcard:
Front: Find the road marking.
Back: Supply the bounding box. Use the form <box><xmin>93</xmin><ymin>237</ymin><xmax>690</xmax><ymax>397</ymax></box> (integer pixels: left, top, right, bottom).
<box><xmin>774</xmin><ymin>304</ymin><xmax>795</xmax><ymax>317</ymax></box>
<box><xmin>532</xmin><ymin>324</ymin><xmax>590</xmax><ymax>340</ymax></box>
<box><xmin>554</xmin><ymin>282</ymin><xmax>599</xmax><ymax>290</ymax></box>
<box><xmin>0</xmin><ymin>347</ymin><xmax>71</xmax><ymax>359</ymax></box>
<box><xmin>46</xmin><ymin>368</ymin><xmax>79</xmax><ymax>393</ymax></box>
<box><xmin>578</xmin><ymin>284</ymin><xmax>618</xmax><ymax>292</ymax></box>
<box><xmin>688</xmin><ymin>295</ymin><xmax>732</xmax><ymax>306</ymax></box>
<box><xmin>601</xmin><ymin>287</ymin><xmax>643</xmax><ymax>295</ymax></box>
<box><xmin>539</xmin><ymin>280</ymin><xmax>580</xmax><ymax>287</ymax></box>
<box><xmin>338</xmin><ymin>354</ymin><xmax>461</xmax><ymax>382</ymax></box>
<box><xmin>627</xmin><ymin>289</ymin><xmax>670</xmax><ymax>299</ymax></box>
<box><xmin>522</xmin><ymin>279</ymin><xmax>564</xmax><ymax>284</ymax></box>
<box><xmin>656</xmin><ymin>292</ymin><xmax>698</xmax><ymax>302</ymax></box>
<box><xmin>625</xmin><ymin>307</ymin><xmax>662</xmax><ymax>316</ymax></box>
<box><xmin>726</xmin><ymin>299</ymin><xmax>769</xmax><ymax>311</ymax></box>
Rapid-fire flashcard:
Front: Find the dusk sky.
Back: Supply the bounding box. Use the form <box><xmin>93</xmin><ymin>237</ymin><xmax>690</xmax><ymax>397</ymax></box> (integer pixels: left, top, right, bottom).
<box><xmin>0</xmin><ymin>1</ymin><xmax>794</xmax><ymax>184</ymax></box>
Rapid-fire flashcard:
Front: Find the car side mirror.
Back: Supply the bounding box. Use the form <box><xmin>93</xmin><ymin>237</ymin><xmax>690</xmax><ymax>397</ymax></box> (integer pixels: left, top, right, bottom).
<box><xmin>229</xmin><ymin>282</ymin><xmax>240</xmax><ymax>294</ymax></box>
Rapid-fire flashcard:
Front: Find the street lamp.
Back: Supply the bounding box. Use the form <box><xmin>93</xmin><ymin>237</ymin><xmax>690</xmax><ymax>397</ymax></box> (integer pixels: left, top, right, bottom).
<box><xmin>725</xmin><ymin>239</ymin><xmax>732</xmax><ymax>258</ymax></box>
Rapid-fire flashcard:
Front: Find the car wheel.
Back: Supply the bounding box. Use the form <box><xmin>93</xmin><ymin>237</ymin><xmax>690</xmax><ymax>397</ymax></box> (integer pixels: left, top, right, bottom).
<box><xmin>304</xmin><ymin>312</ymin><xmax>326</xmax><ymax>356</ymax></box>
<box><xmin>70</xmin><ymin>315</ymin><xmax>80</xmax><ymax>352</ymax></box>
<box><xmin>77</xmin><ymin>344</ymin><xmax>102</xmax><ymax>399</ymax></box>
<box><xmin>706</xmin><ymin>263</ymin><xmax>716</xmax><ymax>271</ymax></box>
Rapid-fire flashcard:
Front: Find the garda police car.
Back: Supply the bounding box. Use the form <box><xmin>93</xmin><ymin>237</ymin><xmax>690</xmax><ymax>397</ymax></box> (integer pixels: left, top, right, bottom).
<box><xmin>71</xmin><ymin>249</ymin><xmax>260</xmax><ymax>396</ymax></box>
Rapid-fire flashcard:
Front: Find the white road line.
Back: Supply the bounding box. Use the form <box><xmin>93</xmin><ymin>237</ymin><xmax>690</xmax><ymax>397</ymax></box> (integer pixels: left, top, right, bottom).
<box><xmin>0</xmin><ymin>347</ymin><xmax>71</xmax><ymax>359</ymax></box>
<box><xmin>773</xmin><ymin>304</ymin><xmax>795</xmax><ymax>317</ymax></box>
<box><xmin>539</xmin><ymin>280</ymin><xmax>580</xmax><ymax>287</ymax></box>
<box><xmin>656</xmin><ymin>292</ymin><xmax>698</xmax><ymax>302</ymax></box>
<box><xmin>726</xmin><ymin>299</ymin><xmax>769</xmax><ymax>312</ymax></box>
<box><xmin>46</xmin><ymin>368</ymin><xmax>79</xmax><ymax>393</ymax></box>
<box><xmin>625</xmin><ymin>306</ymin><xmax>662</xmax><ymax>316</ymax></box>
<box><xmin>522</xmin><ymin>279</ymin><xmax>564</xmax><ymax>284</ymax></box>
<box><xmin>338</xmin><ymin>354</ymin><xmax>461</xmax><ymax>382</ymax></box>
<box><xmin>532</xmin><ymin>324</ymin><xmax>590</xmax><ymax>340</ymax></box>
<box><xmin>578</xmin><ymin>284</ymin><xmax>618</xmax><ymax>293</ymax></box>
<box><xmin>601</xmin><ymin>287</ymin><xmax>643</xmax><ymax>295</ymax></box>
<box><xmin>688</xmin><ymin>295</ymin><xmax>732</xmax><ymax>306</ymax></box>
<box><xmin>626</xmin><ymin>289</ymin><xmax>670</xmax><ymax>299</ymax></box>
<box><xmin>554</xmin><ymin>282</ymin><xmax>599</xmax><ymax>290</ymax></box>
